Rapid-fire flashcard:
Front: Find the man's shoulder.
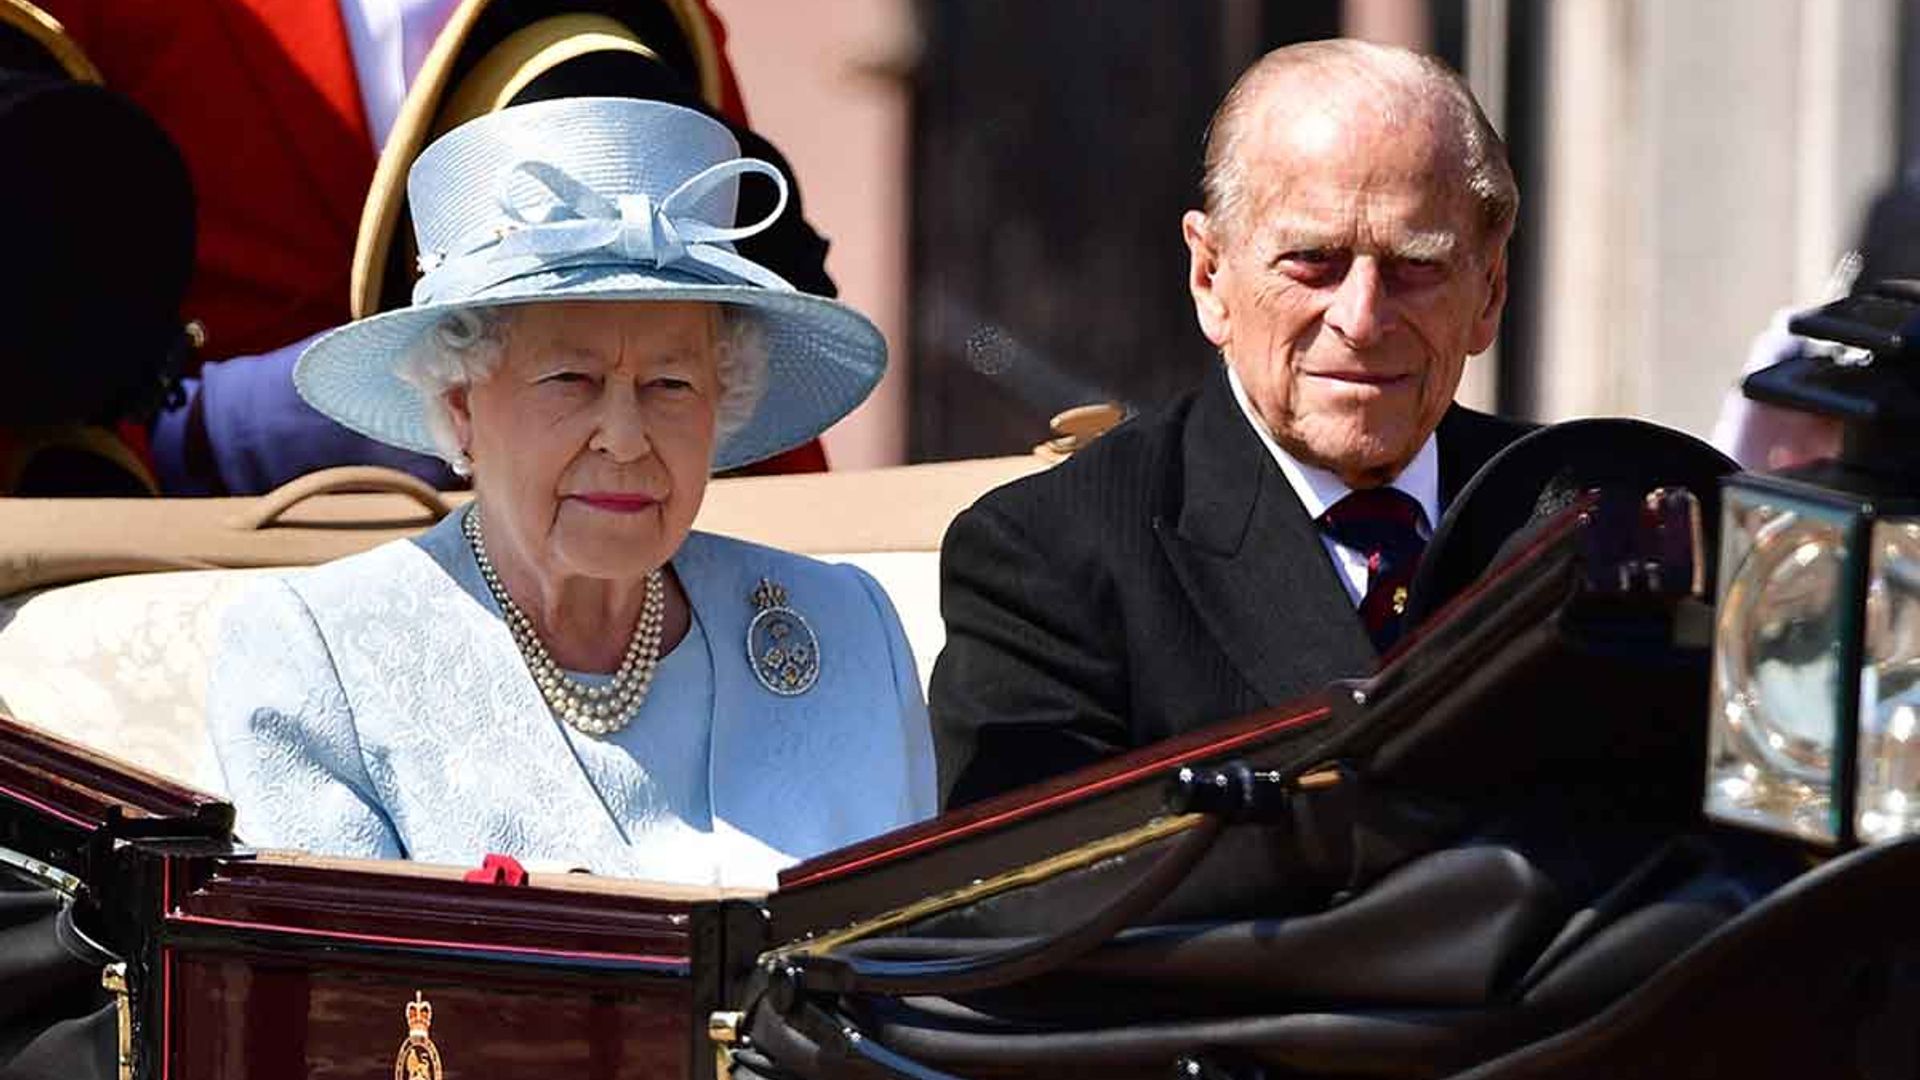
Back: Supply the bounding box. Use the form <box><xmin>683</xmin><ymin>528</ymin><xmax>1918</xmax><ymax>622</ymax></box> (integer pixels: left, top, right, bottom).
<box><xmin>1441</xmin><ymin>405</ymin><xmax>1538</xmax><ymax>473</ymax></box>
<box><xmin>965</xmin><ymin>386</ymin><xmax>1204</xmax><ymax>531</ymax></box>
<box><xmin>1447</xmin><ymin>404</ymin><xmax>1537</xmax><ymax>441</ymax></box>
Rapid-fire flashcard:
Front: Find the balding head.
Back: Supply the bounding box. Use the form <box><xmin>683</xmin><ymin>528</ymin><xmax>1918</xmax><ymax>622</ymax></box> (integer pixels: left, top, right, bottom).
<box><xmin>1201</xmin><ymin>40</ymin><xmax>1516</xmax><ymax>250</ymax></box>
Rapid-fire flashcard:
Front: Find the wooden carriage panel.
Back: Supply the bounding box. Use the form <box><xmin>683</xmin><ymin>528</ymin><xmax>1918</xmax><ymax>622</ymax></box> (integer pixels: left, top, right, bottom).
<box><xmin>156</xmin><ymin>853</ymin><xmax>766</xmax><ymax>1080</ymax></box>
<box><xmin>169</xmin><ymin>954</ymin><xmax>693</xmax><ymax>1080</ymax></box>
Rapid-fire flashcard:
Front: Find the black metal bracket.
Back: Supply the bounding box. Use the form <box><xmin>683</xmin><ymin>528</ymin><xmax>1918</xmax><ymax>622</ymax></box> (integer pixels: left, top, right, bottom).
<box><xmin>1163</xmin><ymin>760</ymin><xmax>1352</xmax><ymax>823</ymax></box>
<box><xmin>783</xmin><ymin>996</ymin><xmax>969</xmax><ymax>1080</ymax></box>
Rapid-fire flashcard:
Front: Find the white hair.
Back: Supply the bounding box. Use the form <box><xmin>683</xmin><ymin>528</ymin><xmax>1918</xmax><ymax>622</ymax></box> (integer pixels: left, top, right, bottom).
<box><xmin>395</xmin><ymin>303</ymin><xmax>769</xmax><ymax>475</ymax></box>
<box><xmin>1200</xmin><ymin>39</ymin><xmax>1518</xmax><ymax>250</ymax></box>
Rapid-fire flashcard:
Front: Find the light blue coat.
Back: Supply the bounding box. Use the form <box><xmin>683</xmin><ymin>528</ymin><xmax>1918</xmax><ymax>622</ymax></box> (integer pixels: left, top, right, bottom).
<box><xmin>206</xmin><ymin>510</ymin><xmax>935</xmax><ymax>888</ymax></box>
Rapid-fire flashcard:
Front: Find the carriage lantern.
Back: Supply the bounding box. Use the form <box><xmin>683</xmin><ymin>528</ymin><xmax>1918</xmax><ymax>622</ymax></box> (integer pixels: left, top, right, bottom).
<box><xmin>1705</xmin><ymin>282</ymin><xmax>1920</xmax><ymax>847</ymax></box>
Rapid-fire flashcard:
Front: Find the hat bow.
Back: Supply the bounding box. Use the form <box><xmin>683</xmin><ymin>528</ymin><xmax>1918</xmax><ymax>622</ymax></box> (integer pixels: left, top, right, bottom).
<box><xmin>414</xmin><ymin>156</ymin><xmax>789</xmax><ymax>304</ymax></box>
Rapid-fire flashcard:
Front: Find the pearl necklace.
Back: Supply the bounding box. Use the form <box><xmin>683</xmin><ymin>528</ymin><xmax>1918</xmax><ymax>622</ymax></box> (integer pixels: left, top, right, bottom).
<box><xmin>462</xmin><ymin>508</ymin><xmax>666</xmax><ymax>737</ymax></box>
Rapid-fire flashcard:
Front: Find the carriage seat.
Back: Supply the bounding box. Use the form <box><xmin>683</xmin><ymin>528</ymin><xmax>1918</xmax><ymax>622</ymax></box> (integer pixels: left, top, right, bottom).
<box><xmin>0</xmin><ymin>453</ymin><xmax>1058</xmax><ymax>793</ymax></box>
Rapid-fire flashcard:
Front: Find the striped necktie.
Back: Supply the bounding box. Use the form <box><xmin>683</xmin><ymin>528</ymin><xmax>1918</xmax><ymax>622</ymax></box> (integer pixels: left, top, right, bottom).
<box><xmin>1320</xmin><ymin>487</ymin><xmax>1427</xmax><ymax>653</ymax></box>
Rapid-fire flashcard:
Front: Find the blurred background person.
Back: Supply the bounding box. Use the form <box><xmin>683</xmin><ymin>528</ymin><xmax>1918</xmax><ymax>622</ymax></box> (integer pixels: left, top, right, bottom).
<box><xmin>34</xmin><ymin>0</ymin><xmax>834</xmax><ymax>494</ymax></box>
<box><xmin>1711</xmin><ymin>180</ymin><xmax>1920</xmax><ymax>471</ymax></box>
<box><xmin>13</xmin><ymin>0</ymin><xmax>1915</xmax><ymax>489</ymax></box>
<box><xmin>0</xmin><ymin>0</ymin><xmax>193</xmax><ymax>495</ymax></box>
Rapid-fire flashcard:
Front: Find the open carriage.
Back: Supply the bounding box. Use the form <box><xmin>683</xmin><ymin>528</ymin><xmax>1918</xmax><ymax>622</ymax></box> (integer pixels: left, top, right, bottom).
<box><xmin>5</xmin><ymin>418</ymin><xmax>1920</xmax><ymax>1080</ymax></box>
<box><xmin>8</xmin><ymin>0</ymin><xmax>1917</xmax><ymax>1067</ymax></box>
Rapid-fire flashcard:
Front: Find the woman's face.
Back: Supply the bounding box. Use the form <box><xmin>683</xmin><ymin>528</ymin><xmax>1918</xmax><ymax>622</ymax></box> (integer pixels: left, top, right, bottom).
<box><xmin>448</xmin><ymin>300</ymin><xmax>722</xmax><ymax>586</ymax></box>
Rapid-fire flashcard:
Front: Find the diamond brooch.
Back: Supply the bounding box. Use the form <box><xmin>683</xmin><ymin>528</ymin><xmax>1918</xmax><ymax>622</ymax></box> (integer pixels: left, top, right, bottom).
<box><xmin>747</xmin><ymin>577</ymin><xmax>819</xmax><ymax>696</ymax></box>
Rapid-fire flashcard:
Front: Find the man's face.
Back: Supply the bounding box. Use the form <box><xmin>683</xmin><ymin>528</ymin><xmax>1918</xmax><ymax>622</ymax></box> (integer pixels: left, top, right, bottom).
<box><xmin>1183</xmin><ymin>93</ymin><xmax>1508</xmax><ymax>488</ymax></box>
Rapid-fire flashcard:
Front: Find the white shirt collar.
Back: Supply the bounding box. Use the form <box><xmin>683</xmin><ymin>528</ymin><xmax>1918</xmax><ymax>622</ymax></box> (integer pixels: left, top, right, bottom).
<box><xmin>1224</xmin><ymin>363</ymin><xmax>1441</xmax><ymax>532</ymax></box>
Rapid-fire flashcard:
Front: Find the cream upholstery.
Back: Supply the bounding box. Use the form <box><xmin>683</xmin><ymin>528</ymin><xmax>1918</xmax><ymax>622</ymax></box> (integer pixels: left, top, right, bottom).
<box><xmin>0</xmin><ymin>456</ymin><xmax>1051</xmax><ymax>791</ymax></box>
<box><xmin>0</xmin><ymin>551</ymin><xmax>941</xmax><ymax>792</ymax></box>
<box><xmin>0</xmin><ymin>571</ymin><xmax>272</xmax><ymax>790</ymax></box>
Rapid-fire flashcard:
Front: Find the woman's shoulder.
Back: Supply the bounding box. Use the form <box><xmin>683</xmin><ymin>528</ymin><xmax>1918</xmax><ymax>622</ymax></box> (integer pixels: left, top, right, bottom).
<box><xmin>677</xmin><ymin>530</ymin><xmax>870</xmax><ymax>584</ymax></box>
<box><xmin>235</xmin><ymin>533</ymin><xmax>453</xmax><ymax>626</ymax></box>
<box><xmin>675</xmin><ymin>531</ymin><xmax>896</xmax><ymax>629</ymax></box>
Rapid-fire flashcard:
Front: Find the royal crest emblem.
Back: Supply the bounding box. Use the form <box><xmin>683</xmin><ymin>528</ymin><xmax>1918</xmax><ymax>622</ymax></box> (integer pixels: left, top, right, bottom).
<box><xmin>393</xmin><ymin>993</ymin><xmax>443</xmax><ymax>1080</ymax></box>
<box><xmin>747</xmin><ymin>577</ymin><xmax>820</xmax><ymax>696</ymax></box>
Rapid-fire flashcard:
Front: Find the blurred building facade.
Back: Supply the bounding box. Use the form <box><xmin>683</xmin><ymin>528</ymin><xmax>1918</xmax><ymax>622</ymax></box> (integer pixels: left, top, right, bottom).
<box><xmin>713</xmin><ymin>0</ymin><xmax>915</xmax><ymax>469</ymax></box>
<box><xmin>716</xmin><ymin>0</ymin><xmax>1907</xmax><ymax>464</ymax></box>
<box><xmin>1524</xmin><ymin>0</ymin><xmax>1898</xmax><ymax>439</ymax></box>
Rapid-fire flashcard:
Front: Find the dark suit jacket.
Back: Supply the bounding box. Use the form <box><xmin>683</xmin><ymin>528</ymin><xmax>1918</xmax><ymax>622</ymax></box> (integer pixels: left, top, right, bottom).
<box><xmin>931</xmin><ymin>367</ymin><xmax>1533</xmax><ymax>807</ymax></box>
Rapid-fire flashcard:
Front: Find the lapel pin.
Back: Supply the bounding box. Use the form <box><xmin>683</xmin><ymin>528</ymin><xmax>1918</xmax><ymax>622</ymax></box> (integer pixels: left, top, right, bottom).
<box><xmin>748</xmin><ymin>577</ymin><xmax>820</xmax><ymax>696</ymax></box>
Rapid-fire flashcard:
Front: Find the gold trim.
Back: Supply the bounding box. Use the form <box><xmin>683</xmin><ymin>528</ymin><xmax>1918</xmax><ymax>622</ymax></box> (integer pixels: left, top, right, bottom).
<box><xmin>707</xmin><ymin>1009</ymin><xmax>743</xmax><ymax>1044</ymax></box>
<box><xmin>707</xmin><ymin>1010</ymin><xmax>743</xmax><ymax>1079</ymax></box>
<box><xmin>658</xmin><ymin>0</ymin><xmax>724</xmax><ymax>109</ymax></box>
<box><xmin>101</xmin><ymin>963</ymin><xmax>132</xmax><ymax>1080</ymax></box>
<box><xmin>0</xmin><ymin>0</ymin><xmax>102</xmax><ymax>83</ymax></box>
<box><xmin>434</xmin><ymin>15</ymin><xmax>662</xmax><ymax>139</ymax></box>
<box><xmin>1297</xmin><ymin>765</ymin><xmax>1342</xmax><ymax>790</ymax></box>
<box><xmin>0</xmin><ymin>844</ymin><xmax>82</xmax><ymax>895</ymax></box>
<box><xmin>349</xmin><ymin>0</ymin><xmax>730</xmax><ymax>320</ymax></box>
<box><xmin>770</xmin><ymin>813</ymin><xmax>1207</xmax><ymax>960</ymax></box>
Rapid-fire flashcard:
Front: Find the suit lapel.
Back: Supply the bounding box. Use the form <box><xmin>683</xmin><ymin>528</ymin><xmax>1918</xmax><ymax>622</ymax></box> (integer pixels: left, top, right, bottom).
<box><xmin>210</xmin><ymin>0</ymin><xmax>375</xmax><ymax>236</ymax></box>
<box><xmin>1436</xmin><ymin>405</ymin><xmax>1519</xmax><ymax>507</ymax></box>
<box><xmin>1154</xmin><ymin>369</ymin><xmax>1376</xmax><ymax>706</ymax></box>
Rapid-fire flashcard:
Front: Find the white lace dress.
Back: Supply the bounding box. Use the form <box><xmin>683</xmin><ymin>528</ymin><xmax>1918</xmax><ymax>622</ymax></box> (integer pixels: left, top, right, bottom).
<box><xmin>206</xmin><ymin>508</ymin><xmax>935</xmax><ymax>888</ymax></box>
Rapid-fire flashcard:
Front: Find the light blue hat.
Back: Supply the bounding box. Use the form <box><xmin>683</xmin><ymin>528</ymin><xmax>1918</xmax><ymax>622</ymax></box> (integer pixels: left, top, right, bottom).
<box><xmin>295</xmin><ymin>97</ymin><xmax>886</xmax><ymax>471</ymax></box>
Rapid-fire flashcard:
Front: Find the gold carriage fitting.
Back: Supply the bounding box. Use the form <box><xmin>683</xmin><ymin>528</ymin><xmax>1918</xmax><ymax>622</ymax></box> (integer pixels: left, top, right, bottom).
<box><xmin>393</xmin><ymin>994</ymin><xmax>443</xmax><ymax>1080</ymax></box>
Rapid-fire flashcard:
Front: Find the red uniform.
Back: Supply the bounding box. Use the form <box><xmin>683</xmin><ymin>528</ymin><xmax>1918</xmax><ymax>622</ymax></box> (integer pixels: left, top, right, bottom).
<box><xmin>38</xmin><ymin>0</ymin><xmax>825</xmax><ymax>477</ymax></box>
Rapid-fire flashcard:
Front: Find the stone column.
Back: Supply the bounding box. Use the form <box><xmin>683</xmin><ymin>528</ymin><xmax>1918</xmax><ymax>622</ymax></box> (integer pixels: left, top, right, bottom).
<box><xmin>1532</xmin><ymin>0</ymin><xmax>1897</xmax><ymax>437</ymax></box>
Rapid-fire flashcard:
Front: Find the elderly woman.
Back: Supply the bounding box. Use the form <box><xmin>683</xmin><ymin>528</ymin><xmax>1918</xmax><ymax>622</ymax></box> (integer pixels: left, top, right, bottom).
<box><xmin>207</xmin><ymin>98</ymin><xmax>934</xmax><ymax>887</ymax></box>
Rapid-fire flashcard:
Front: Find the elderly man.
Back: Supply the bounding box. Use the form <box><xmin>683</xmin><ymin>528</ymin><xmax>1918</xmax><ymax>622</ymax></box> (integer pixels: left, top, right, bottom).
<box><xmin>931</xmin><ymin>39</ymin><xmax>1534</xmax><ymax>806</ymax></box>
